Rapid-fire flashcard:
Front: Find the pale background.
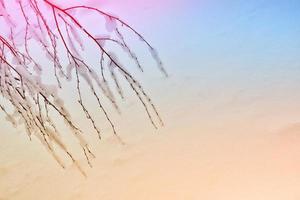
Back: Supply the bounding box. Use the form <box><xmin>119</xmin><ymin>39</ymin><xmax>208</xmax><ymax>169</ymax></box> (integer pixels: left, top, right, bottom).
<box><xmin>1</xmin><ymin>0</ymin><xmax>300</xmax><ymax>199</ymax></box>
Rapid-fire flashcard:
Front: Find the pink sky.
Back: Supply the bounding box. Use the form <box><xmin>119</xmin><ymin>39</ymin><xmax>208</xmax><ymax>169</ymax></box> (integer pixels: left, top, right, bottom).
<box><xmin>1</xmin><ymin>0</ymin><xmax>300</xmax><ymax>199</ymax></box>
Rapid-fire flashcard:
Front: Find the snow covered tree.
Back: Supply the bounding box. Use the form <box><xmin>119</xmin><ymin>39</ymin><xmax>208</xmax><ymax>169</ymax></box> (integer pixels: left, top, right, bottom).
<box><xmin>0</xmin><ymin>0</ymin><xmax>166</xmax><ymax>175</ymax></box>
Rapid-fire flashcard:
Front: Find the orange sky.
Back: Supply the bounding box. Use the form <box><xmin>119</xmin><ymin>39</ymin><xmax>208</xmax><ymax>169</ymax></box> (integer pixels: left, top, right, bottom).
<box><xmin>1</xmin><ymin>0</ymin><xmax>300</xmax><ymax>199</ymax></box>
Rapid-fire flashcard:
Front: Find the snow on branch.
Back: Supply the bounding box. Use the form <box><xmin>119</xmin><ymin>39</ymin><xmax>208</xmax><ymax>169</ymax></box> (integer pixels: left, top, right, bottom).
<box><xmin>0</xmin><ymin>0</ymin><xmax>166</xmax><ymax>175</ymax></box>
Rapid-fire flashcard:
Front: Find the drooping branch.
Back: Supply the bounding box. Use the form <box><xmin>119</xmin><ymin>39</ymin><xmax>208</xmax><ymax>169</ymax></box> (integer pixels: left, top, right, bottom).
<box><xmin>0</xmin><ymin>0</ymin><xmax>165</xmax><ymax>174</ymax></box>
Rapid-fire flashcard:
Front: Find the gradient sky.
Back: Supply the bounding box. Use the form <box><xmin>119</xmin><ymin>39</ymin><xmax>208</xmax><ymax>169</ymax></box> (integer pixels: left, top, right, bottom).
<box><xmin>112</xmin><ymin>0</ymin><xmax>300</xmax><ymax>101</ymax></box>
<box><xmin>1</xmin><ymin>0</ymin><xmax>300</xmax><ymax>199</ymax></box>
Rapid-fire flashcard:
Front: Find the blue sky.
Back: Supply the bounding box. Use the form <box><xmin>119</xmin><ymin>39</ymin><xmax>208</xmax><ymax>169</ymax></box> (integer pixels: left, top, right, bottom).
<box><xmin>136</xmin><ymin>0</ymin><xmax>300</xmax><ymax>92</ymax></box>
<box><xmin>1</xmin><ymin>1</ymin><xmax>300</xmax><ymax>199</ymax></box>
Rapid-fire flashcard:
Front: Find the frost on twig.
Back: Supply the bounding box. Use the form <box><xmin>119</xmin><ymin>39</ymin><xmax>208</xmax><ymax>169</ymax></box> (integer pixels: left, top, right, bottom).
<box><xmin>0</xmin><ymin>0</ymin><xmax>166</xmax><ymax>175</ymax></box>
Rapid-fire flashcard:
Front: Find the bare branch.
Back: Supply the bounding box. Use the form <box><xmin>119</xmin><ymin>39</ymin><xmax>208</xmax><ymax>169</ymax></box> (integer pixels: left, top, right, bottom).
<box><xmin>0</xmin><ymin>0</ymin><xmax>165</xmax><ymax>174</ymax></box>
